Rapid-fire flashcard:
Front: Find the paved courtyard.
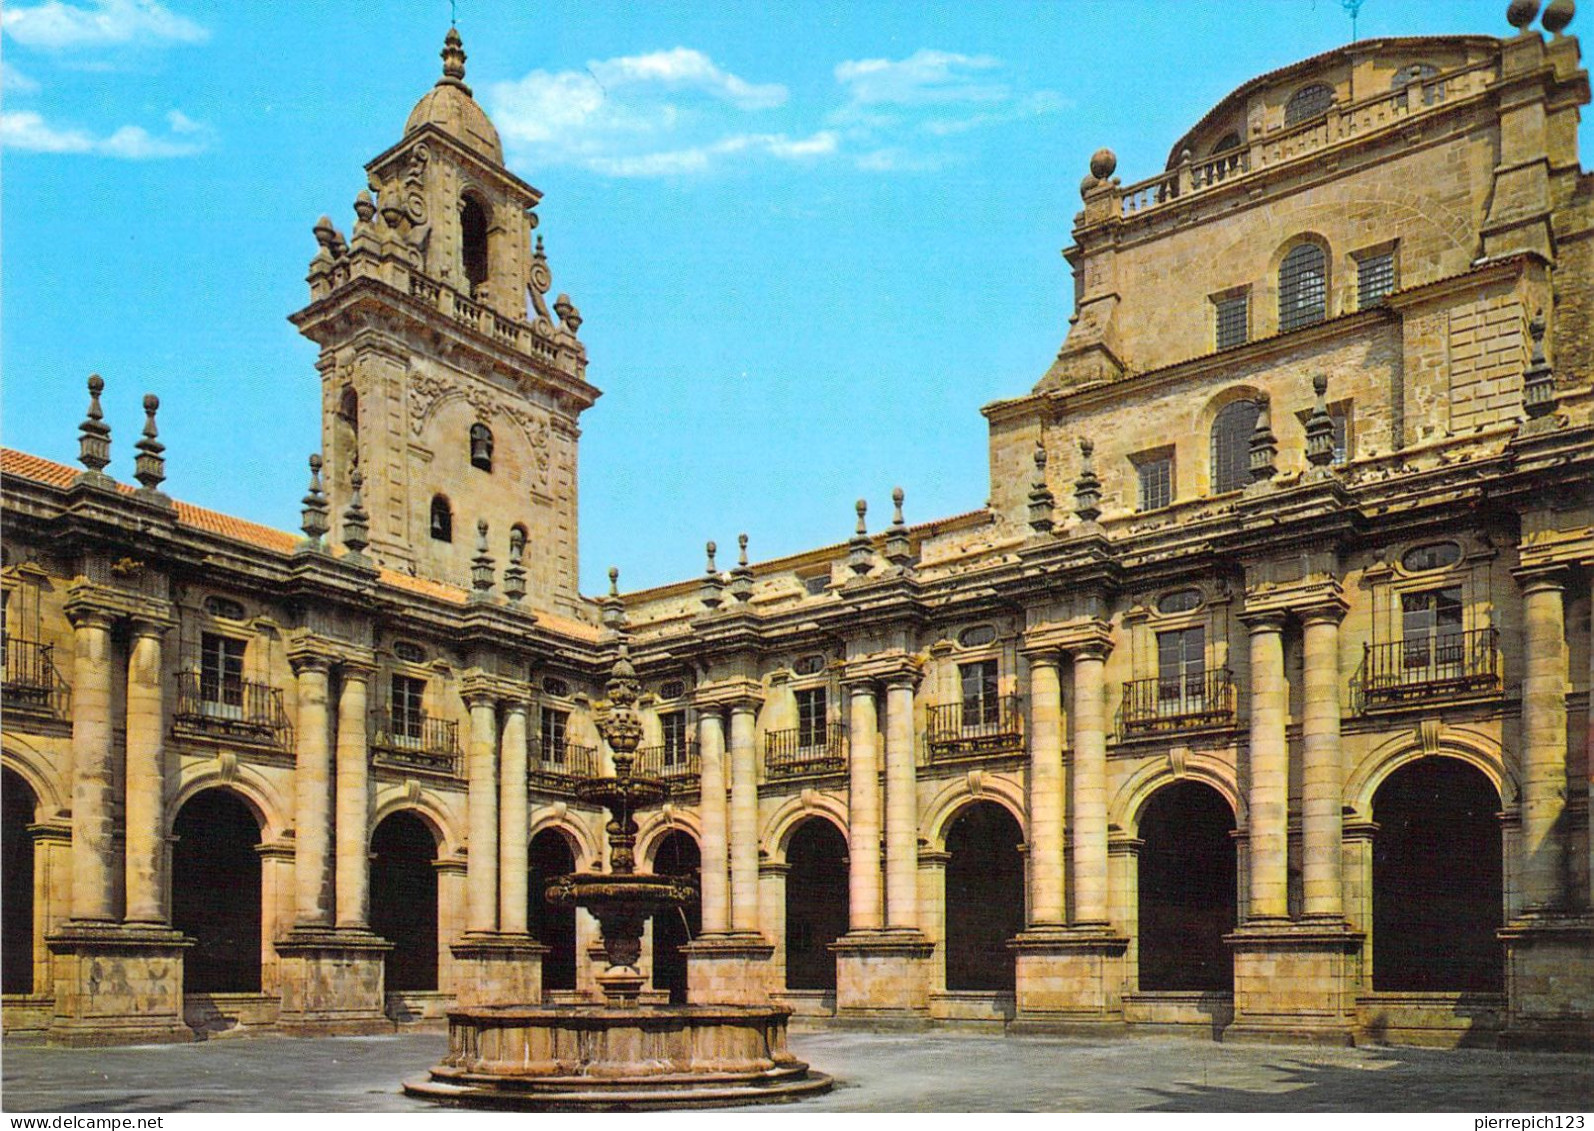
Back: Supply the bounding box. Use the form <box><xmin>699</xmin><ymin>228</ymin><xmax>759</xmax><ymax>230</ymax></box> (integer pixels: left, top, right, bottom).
<box><xmin>3</xmin><ymin>1029</ymin><xmax>1590</xmax><ymax>1113</ymax></box>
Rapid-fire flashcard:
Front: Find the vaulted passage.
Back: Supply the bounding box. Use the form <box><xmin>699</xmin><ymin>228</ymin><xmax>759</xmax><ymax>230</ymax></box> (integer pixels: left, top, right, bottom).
<box><xmin>1373</xmin><ymin>758</ymin><xmax>1503</xmax><ymax>992</ymax></box>
<box><xmin>529</xmin><ymin>830</ymin><xmax>578</xmax><ymax>992</ymax></box>
<box><xmin>650</xmin><ymin>831</ymin><xmax>700</xmax><ymax>1005</ymax></box>
<box><xmin>944</xmin><ymin>802</ymin><xmax>1024</xmax><ymax>992</ymax></box>
<box><xmin>370</xmin><ymin>811</ymin><xmax>439</xmax><ymax>992</ymax></box>
<box><xmin>1137</xmin><ymin>780</ymin><xmax>1236</xmax><ymax>992</ymax></box>
<box><xmin>3</xmin><ymin>768</ymin><xmax>37</xmax><ymax>995</ymax></box>
<box><xmin>172</xmin><ymin>789</ymin><xmax>262</xmax><ymax>993</ymax></box>
<box><xmin>784</xmin><ymin>818</ymin><xmax>848</xmax><ymax>992</ymax></box>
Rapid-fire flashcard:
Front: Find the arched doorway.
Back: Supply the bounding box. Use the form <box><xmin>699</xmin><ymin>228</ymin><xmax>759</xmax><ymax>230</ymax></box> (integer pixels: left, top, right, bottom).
<box><xmin>944</xmin><ymin>802</ymin><xmax>1024</xmax><ymax>992</ymax></box>
<box><xmin>172</xmin><ymin>789</ymin><xmax>262</xmax><ymax>993</ymax></box>
<box><xmin>529</xmin><ymin>829</ymin><xmax>578</xmax><ymax>992</ymax></box>
<box><xmin>651</xmin><ymin>830</ymin><xmax>700</xmax><ymax>1004</ymax></box>
<box><xmin>1372</xmin><ymin>758</ymin><xmax>1503</xmax><ymax>992</ymax></box>
<box><xmin>3</xmin><ymin>768</ymin><xmax>37</xmax><ymax>995</ymax></box>
<box><xmin>370</xmin><ymin>811</ymin><xmax>439</xmax><ymax>992</ymax></box>
<box><xmin>785</xmin><ymin>818</ymin><xmax>848</xmax><ymax>991</ymax></box>
<box><xmin>1137</xmin><ymin>780</ymin><xmax>1236</xmax><ymax>991</ymax></box>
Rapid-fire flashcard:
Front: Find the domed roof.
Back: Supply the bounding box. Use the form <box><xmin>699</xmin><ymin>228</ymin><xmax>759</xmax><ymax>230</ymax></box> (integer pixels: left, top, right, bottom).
<box><xmin>404</xmin><ymin>28</ymin><xmax>503</xmax><ymax>164</ymax></box>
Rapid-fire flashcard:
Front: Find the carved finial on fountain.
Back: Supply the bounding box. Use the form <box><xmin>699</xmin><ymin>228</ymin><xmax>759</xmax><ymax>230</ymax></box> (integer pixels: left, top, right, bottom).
<box><xmin>597</xmin><ymin>640</ymin><xmax>644</xmax><ymax>795</ymax></box>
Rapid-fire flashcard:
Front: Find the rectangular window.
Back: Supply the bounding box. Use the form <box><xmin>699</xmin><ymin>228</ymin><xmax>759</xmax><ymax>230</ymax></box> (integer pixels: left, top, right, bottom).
<box><xmin>1401</xmin><ymin>587</ymin><xmax>1463</xmax><ymax>667</ymax></box>
<box><xmin>959</xmin><ymin>660</ymin><xmax>1000</xmax><ymax>726</ymax></box>
<box><xmin>1357</xmin><ymin>251</ymin><xmax>1396</xmax><ymax>308</ymax></box>
<box><xmin>1138</xmin><ymin>455</ymin><xmax>1174</xmax><ymax>511</ymax></box>
<box><xmin>1330</xmin><ymin>408</ymin><xmax>1349</xmax><ymax>465</ymax></box>
<box><xmin>541</xmin><ymin>706</ymin><xmax>569</xmax><ymax>763</ymax></box>
<box><xmin>1214</xmin><ymin>292</ymin><xmax>1249</xmax><ymax>350</ymax></box>
<box><xmin>391</xmin><ymin>674</ymin><xmax>426</xmax><ymax>740</ymax></box>
<box><xmin>200</xmin><ymin>633</ymin><xmax>245</xmax><ymax>711</ymax></box>
<box><xmin>661</xmin><ymin>710</ymin><xmax>688</xmax><ymax>765</ymax></box>
<box><xmin>1156</xmin><ymin>626</ymin><xmax>1206</xmax><ymax>706</ymax></box>
<box><xmin>795</xmin><ymin>688</ymin><xmax>827</xmax><ymax>749</ymax></box>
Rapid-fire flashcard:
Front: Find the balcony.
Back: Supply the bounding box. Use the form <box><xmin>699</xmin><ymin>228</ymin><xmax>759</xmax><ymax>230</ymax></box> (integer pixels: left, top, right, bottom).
<box><xmin>1360</xmin><ymin>629</ymin><xmax>1500</xmax><ymax>711</ymax></box>
<box><xmin>927</xmin><ymin>695</ymin><xmax>1024</xmax><ymax>760</ymax></box>
<box><xmin>1120</xmin><ymin>670</ymin><xmax>1237</xmax><ymax>738</ymax></box>
<box><xmin>2</xmin><ymin>636</ymin><xmax>69</xmax><ymax>719</ymax></box>
<box><xmin>371</xmin><ymin>713</ymin><xmax>460</xmax><ymax>776</ymax></box>
<box><xmin>764</xmin><ymin>725</ymin><xmax>846</xmax><ymax>778</ymax></box>
<box><xmin>636</xmin><ymin>741</ymin><xmax>700</xmax><ymax>790</ymax></box>
<box><xmin>530</xmin><ymin>741</ymin><xmax>599</xmax><ymax>793</ymax></box>
<box><xmin>173</xmin><ymin>671</ymin><xmax>294</xmax><ymax>751</ymax></box>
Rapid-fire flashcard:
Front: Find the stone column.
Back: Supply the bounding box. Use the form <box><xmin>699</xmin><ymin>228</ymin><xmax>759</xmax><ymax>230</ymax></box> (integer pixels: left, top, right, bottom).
<box><xmin>847</xmin><ymin>682</ymin><xmax>882</xmax><ymax>931</ymax></box>
<box><xmin>465</xmin><ymin>689</ymin><xmax>500</xmax><ymax>934</ymax></box>
<box><xmin>1026</xmin><ymin>652</ymin><xmax>1065</xmax><ymax>927</ymax></box>
<box><xmin>498</xmin><ymin>697</ymin><xmax>530</xmax><ymax>935</ymax></box>
<box><xmin>334</xmin><ymin>663</ymin><xmax>372</xmax><ymax>930</ymax></box>
<box><xmin>66</xmin><ymin>606</ymin><xmax>117</xmax><ymax>922</ymax></box>
<box><xmin>884</xmin><ymin>675</ymin><xmax>919</xmax><ymax>931</ymax></box>
<box><xmin>1519</xmin><ymin>572</ymin><xmax>1568</xmax><ymax>911</ymax></box>
<box><xmin>1245</xmin><ymin>612</ymin><xmax>1289</xmax><ymax>921</ymax></box>
<box><xmin>728</xmin><ymin>700</ymin><xmax>761</xmax><ymax>934</ymax></box>
<box><xmin>1071</xmin><ymin>644</ymin><xmax>1110</xmax><ymax>927</ymax></box>
<box><xmin>123</xmin><ymin>617</ymin><xmax>169</xmax><ymax>925</ymax></box>
<box><xmin>697</xmin><ymin>708</ymin><xmax>729</xmax><ymax>934</ymax></box>
<box><xmin>289</xmin><ymin>652</ymin><xmax>333</xmax><ymax>927</ymax></box>
<box><xmin>1301</xmin><ymin>605</ymin><xmax>1345</xmax><ymax>919</ymax></box>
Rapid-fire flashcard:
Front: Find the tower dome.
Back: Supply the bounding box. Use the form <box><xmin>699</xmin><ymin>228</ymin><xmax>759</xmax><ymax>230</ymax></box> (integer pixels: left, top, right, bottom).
<box><xmin>403</xmin><ymin>27</ymin><xmax>503</xmax><ymax>163</ymax></box>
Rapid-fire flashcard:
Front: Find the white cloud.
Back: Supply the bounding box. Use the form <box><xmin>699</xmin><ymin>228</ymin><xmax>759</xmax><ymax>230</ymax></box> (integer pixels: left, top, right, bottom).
<box><xmin>588</xmin><ymin>48</ymin><xmax>786</xmax><ymax>110</ymax></box>
<box><xmin>0</xmin><ymin>110</ymin><xmax>92</xmax><ymax>152</ymax></box>
<box><xmin>1</xmin><ymin>106</ymin><xmax>209</xmax><ymax>157</ymax></box>
<box><xmin>1</xmin><ymin>0</ymin><xmax>207</xmax><ymax>49</ymax></box>
<box><xmin>1</xmin><ymin>61</ymin><xmax>41</xmax><ymax>92</ymax></box>
<box><xmin>589</xmin><ymin>130</ymin><xmax>838</xmax><ymax>178</ymax></box>
<box><xmin>835</xmin><ymin>50</ymin><xmax>1006</xmax><ymax>108</ymax></box>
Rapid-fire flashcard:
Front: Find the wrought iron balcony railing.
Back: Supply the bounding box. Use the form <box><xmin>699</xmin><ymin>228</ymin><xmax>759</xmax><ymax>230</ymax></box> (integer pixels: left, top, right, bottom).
<box><xmin>1</xmin><ymin>636</ymin><xmax>70</xmax><ymax>718</ymax></box>
<box><xmin>926</xmin><ymin>694</ymin><xmax>1024</xmax><ymax>759</ymax></box>
<box><xmin>1120</xmin><ymin>669</ymin><xmax>1237</xmax><ymax>738</ymax></box>
<box><xmin>530</xmin><ymin>740</ymin><xmax>600</xmax><ymax>789</ymax></box>
<box><xmin>371</xmin><ymin>713</ymin><xmax>461</xmax><ymax>775</ymax></box>
<box><xmin>173</xmin><ymin>671</ymin><xmax>295</xmax><ymax>750</ymax></box>
<box><xmin>636</xmin><ymin>741</ymin><xmax>700</xmax><ymax>783</ymax></box>
<box><xmin>1360</xmin><ymin>628</ymin><xmax>1500</xmax><ymax>711</ymax></box>
<box><xmin>764</xmin><ymin>724</ymin><xmax>847</xmax><ymax>777</ymax></box>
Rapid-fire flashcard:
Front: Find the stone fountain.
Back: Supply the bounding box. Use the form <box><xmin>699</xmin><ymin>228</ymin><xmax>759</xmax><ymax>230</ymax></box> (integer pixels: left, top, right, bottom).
<box><xmin>404</xmin><ymin>645</ymin><xmax>831</xmax><ymax>1110</ymax></box>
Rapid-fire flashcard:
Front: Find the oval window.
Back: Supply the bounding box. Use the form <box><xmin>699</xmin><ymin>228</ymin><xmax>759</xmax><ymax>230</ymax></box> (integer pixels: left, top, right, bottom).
<box><xmin>793</xmin><ymin>655</ymin><xmax>827</xmax><ymax>676</ymax></box>
<box><xmin>1401</xmin><ymin>542</ymin><xmax>1461</xmax><ymax>572</ymax></box>
<box><xmin>204</xmin><ymin>595</ymin><xmax>246</xmax><ymax>620</ymax></box>
<box><xmin>957</xmin><ymin>625</ymin><xmax>997</xmax><ymax>647</ymax></box>
<box><xmin>393</xmin><ymin>641</ymin><xmax>426</xmax><ymax>664</ymax></box>
<box><xmin>542</xmin><ymin>676</ymin><xmax>570</xmax><ymax>697</ymax></box>
<box><xmin>659</xmin><ymin>679</ymin><xmax>686</xmax><ymax>700</ymax></box>
<box><xmin>1158</xmin><ymin>589</ymin><xmax>1203</xmax><ymax>614</ymax></box>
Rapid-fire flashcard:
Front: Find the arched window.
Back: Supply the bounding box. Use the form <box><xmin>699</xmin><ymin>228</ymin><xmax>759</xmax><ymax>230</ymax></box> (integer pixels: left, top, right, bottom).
<box><xmin>460</xmin><ymin>196</ymin><xmax>489</xmax><ymax>294</ymax></box>
<box><xmin>430</xmin><ymin>495</ymin><xmax>453</xmax><ymax>542</ymax></box>
<box><xmin>1210</xmin><ymin>131</ymin><xmax>1242</xmax><ymax>155</ymax></box>
<box><xmin>1391</xmin><ymin>63</ymin><xmax>1442</xmax><ymax>105</ymax></box>
<box><xmin>1285</xmin><ymin>83</ymin><xmax>1335</xmax><ymax>126</ymax></box>
<box><xmin>1279</xmin><ymin>242</ymin><xmax>1327</xmax><ymax>332</ymax></box>
<box><xmin>337</xmin><ymin>386</ymin><xmax>358</xmax><ymax>428</ymax></box>
<box><xmin>469</xmin><ymin>422</ymin><xmax>493</xmax><ymax>472</ymax></box>
<box><xmin>1211</xmin><ymin>399</ymin><xmax>1261</xmax><ymax>494</ymax></box>
<box><xmin>508</xmin><ymin>523</ymin><xmax>527</xmax><ymax>561</ymax></box>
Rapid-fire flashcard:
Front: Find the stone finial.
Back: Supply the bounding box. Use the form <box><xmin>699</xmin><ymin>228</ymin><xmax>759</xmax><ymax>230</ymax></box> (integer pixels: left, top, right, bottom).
<box><xmin>609</xmin><ymin>564</ymin><xmax>621</xmax><ymax>598</ymax></box>
<box><xmin>1305</xmin><ymin>374</ymin><xmax>1337</xmax><ymax>469</ymax></box>
<box><xmin>884</xmin><ymin>487</ymin><xmax>914</xmax><ymax>569</ymax></box>
<box><xmin>300</xmin><ymin>453</ymin><xmax>330</xmax><ymax>546</ymax></box>
<box><xmin>730</xmin><ymin>533</ymin><xmax>754</xmax><ymax>602</ymax></box>
<box><xmin>471</xmin><ymin>518</ymin><xmax>496</xmax><ymax>597</ymax></box>
<box><xmin>1522</xmin><ymin>308</ymin><xmax>1559</xmax><ymax>424</ymax></box>
<box><xmin>503</xmin><ymin>527</ymin><xmax>526</xmax><ymax>603</ymax></box>
<box><xmin>601</xmin><ymin>566</ymin><xmax>627</xmax><ymax>630</ymax></box>
<box><xmin>1248</xmin><ymin>397</ymin><xmax>1278</xmax><ymax>482</ymax></box>
<box><xmin>342</xmin><ymin>461</ymin><xmax>370</xmax><ymax>555</ymax></box>
<box><xmin>848</xmin><ymin>499</ymin><xmax>874</xmax><ymax>576</ymax></box>
<box><xmin>1507</xmin><ymin>0</ymin><xmax>1542</xmax><ymax>28</ymax></box>
<box><xmin>699</xmin><ymin>540</ymin><xmax>725</xmax><ymax>611</ymax></box>
<box><xmin>313</xmin><ymin>215</ymin><xmax>337</xmax><ymax>250</ymax></box>
<box><xmin>77</xmin><ymin>374</ymin><xmax>112</xmax><ymax>478</ymax></box>
<box><xmin>1543</xmin><ymin>0</ymin><xmax>1575</xmax><ymax>34</ymax></box>
<box><xmin>1074</xmin><ymin>439</ymin><xmax>1102</xmax><ymax>524</ymax></box>
<box><xmin>1028</xmin><ymin>441</ymin><xmax>1056</xmax><ymax>534</ymax></box>
<box><xmin>353</xmin><ymin>189</ymin><xmax>376</xmax><ymax>224</ymax></box>
<box><xmin>1089</xmin><ymin>148</ymin><xmax>1117</xmax><ymax>181</ymax></box>
<box><xmin>133</xmin><ymin>393</ymin><xmax>166</xmax><ymax>492</ymax></box>
<box><xmin>554</xmin><ymin>293</ymin><xmax>583</xmax><ymax>334</ymax></box>
<box><xmin>440</xmin><ymin>26</ymin><xmax>468</xmax><ymax>86</ymax></box>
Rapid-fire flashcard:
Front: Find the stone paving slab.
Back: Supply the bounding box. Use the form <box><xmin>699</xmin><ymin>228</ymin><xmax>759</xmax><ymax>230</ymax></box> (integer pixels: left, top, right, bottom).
<box><xmin>2</xmin><ymin>1030</ymin><xmax>1590</xmax><ymax>1113</ymax></box>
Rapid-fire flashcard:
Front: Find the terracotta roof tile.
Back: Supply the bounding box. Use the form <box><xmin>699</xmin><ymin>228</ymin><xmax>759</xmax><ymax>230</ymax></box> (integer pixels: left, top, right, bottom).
<box><xmin>378</xmin><ymin>569</ymin><xmax>468</xmax><ymax>604</ymax></box>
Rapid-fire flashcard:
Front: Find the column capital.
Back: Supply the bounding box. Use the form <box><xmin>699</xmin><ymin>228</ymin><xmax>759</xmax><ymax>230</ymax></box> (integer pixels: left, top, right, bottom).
<box><xmin>499</xmin><ymin>687</ymin><xmax>533</xmax><ymax>713</ymax></box>
<box><xmin>337</xmin><ymin>654</ymin><xmax>378</xmax><ymax>681</ymax></box>
<box><xmin>62</xmin><ymin>586</ymin><xmax>122</xmax><ymax>630</ymax></box>
<box><xmin>694</xmin><ymin>677</ymin><xmax>764</xmax><ymax>711</ymax></box>
<box><xmin>1297</xmin><ymin>598</ymin><xmax>1348</xmax><ymax>627</ymax></box>
<box><xmin>844</xmin><ymin>652</ymin><xmax>924</xmax><ymax>689</ymax></box>
<box><xmin>1513</xmin><ymin>564</ymin><xmax>1571</xmax><ymax>593</ymax></box>
<box><xmin>285</xmin><ymin>631</ymin><xmax>340</xmax><ymax>674</ymax></box>
<box><xmin>128</xmin><ymin>612</ymin><xmax>176</xmax><ymax>638</ymax></box>
<box><xmin>1024</xmin><ymin>618</ymin><xmax>1113</xmax><ymax>661</ymax></box>
<box><xmin>460</xmin><ymin>670</ymin><xmax>506</xmax><ymax>708</ymax></box>
<box><xmin>1240</xmin><ymin>608</ymin><xmax>1289</xmax><ymax>633</ymax></box>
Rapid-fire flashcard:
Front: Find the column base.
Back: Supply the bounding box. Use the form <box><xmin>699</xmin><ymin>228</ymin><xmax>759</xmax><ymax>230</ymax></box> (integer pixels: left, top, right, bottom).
<box><xmin>830</xmin><ymin>929</ymin><xmax>935</xmax><ymax>1023</ymax></box>
<box><xmin>45</xmin><ymin>922</ymin><xmax>194</xmax><ymax>1047</ymax></box>
<box><xmin>449</xmin><ymin>931</ymin><xmax>548</xmax><ymax>1009</ymax></box>
<box><xmin>1223</xmin><ymin>918</ymin><xmax>1363</xmax><ymax>1046</ymax></box>
<box><xmin>682</xmin><ymin>932</ymin><xmax>776</xmax><ymax>1005</ymax></box>
<box><xmin>1006</xmin><ymin>925</ymin><xmax>1129</xmax><ymax>1034</ymax></box>
<box><xmin>276</xmin><ymin>926</ymin><xmax>395</xmax><ymax>1035</ymax></box>
<box><xmin>1499</xmin><ymin>911</ymin><xmax>1594</xmax><ymax>1050</ymax></box>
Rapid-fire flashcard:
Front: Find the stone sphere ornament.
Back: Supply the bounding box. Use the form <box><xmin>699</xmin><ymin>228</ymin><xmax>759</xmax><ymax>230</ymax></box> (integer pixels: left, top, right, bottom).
<box><xmin>1542</xmin><ymin>0</ymin><xmax>1575</xmax><ymax>33</ymax></box>
<box><xmin>1507</xmin><ymin>0</ymin><xmax>1542</xmax><ymax>28</ymax></box>
<box><xmin>1089</xmin><ymin>147</ymin><xmax>1118</xmax><ymax>181</ymax></box>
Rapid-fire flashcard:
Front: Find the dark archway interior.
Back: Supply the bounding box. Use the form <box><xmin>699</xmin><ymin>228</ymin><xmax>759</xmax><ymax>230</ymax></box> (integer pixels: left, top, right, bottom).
<box><xmin>370</xmin><ymin>811</ymin><xmax>439</xmax><ymax>992</ymax></box>
<box><xmin>1137</xmin><ymin>780</ymin><xmax>1236</xmax><ymax>992</ymax></box>
<box><xmin>3</xmin><ymin>768</ymin><xmax>37</xmax><ymax>995</ymax></box>
<box><xmin>651</xmin><ymin>831</ymin><xmax>701</xmax><ymax>1004</ymax></box>
<box><xmin>1373</xmin><ymin>757</ymin><xmax>1503</xmax><ymax>992</ymax></box>
<box><xmin>529</xmin><ymin>830</ymin><xmax>578</xmax><ymax>991</ymax></box>
<box><xmin>461</xmin><ymin>197</ymin><xmax>489</xmax><ymax>292</ymax></box>
<box><xmin>944</xmin><ymin>802</ymin><xmax>1025</xmax><ymax>992</ymax></box>
<box><xmin>785</xmin><ymin>819</ymin><xmax>848</xmax><ymax>991</ymax></box>
<box><xmin>172</xmin><ymin>789</ymin><xmax>262</xmax><ymax>993</ymax></box>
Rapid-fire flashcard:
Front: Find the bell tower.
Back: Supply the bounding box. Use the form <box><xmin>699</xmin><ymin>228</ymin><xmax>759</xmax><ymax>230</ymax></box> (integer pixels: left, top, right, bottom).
<box><xmin>291</xmin><ymin>28</ymin><xmax>598</xmax><ymax>615</ymax></box>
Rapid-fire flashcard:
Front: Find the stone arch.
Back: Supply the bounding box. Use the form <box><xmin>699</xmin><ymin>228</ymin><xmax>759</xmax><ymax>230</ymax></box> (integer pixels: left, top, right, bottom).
<box><xmin>171</xmin><ymin>786</ymin><xmax>266</xmax><ymax>993</ymax></box>
<box><xmin>764</xmin><ymin>791</ymin><xmax>849</xmax><ymax>863</ymax></box>
<box><xmin>528</xmin><ymin>808</ymin><xmax>599</xmax><ymax>870</ymax></box>
<box><xmin>637</xmin><ymin>808</ymin><xmax>701</xmax><ymax>873</ymax></box>
<box><xmin>169</xmin><ymin>762</ymin><xmax>288</xmax><ymax>843</ymax></box>
<box><xmin>922</xmin><ymin>773</ymin><xmax>1027</xmax><ymax>851</ymax></box>
<box><xmin>371</xmin><ymin>786</ymin><xmax>461</xmax><ymax>857</ymax></box>
<box><xmin>1113</xmin><ymin>753</ymin><xmax>1245</xmax><ymax>836</ymax></box>
<box><xmin>0</xmin><ymin>736</ymin><xmax>63</xmax><ymax>820</ymax></box>
<box><xmin>1346</xmin><ymin>726</ymin><xmax>1516</xmax><ymax>821</ymax></box>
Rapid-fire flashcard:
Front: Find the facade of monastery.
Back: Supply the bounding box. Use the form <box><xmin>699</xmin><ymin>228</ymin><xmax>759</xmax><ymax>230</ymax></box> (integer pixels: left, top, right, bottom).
<box><xmin>4</xmin><ymin>7</ymin><xmax>1594</xmax><ymax>1050</ymax></box>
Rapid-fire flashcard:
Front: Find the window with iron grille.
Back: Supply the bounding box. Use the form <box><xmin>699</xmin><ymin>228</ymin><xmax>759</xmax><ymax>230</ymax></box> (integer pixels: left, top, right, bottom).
<box><xmin>661</xmin><ymin>710</ymin><xmax>688</xmax><ymax>764</ymax></box>
<box><xmin>1214</xmin><ymin>292</ymin><xmax>1249</xmax><ymax>350</ymax></box>
<box><xmin>1401</xmin><ymin>587</ymin><xmax>1463</xmax><ymax>664</ymax></box>
<box><xmin>1279</xmin><ymin>243</ymin><xmax>1327</xmax><ymax>332</ymax></box>
<box><xmin>959</xmin><ymin>660</ymin><xmax>1000</xmax><ymax>726</ymax></box>
<box><xmin>1137</xmin><ymin>454</ymin><xmax>1173</xmax><ymax>511</ymax></box>
<box><xmin>1285</xmin><ymin>83</ymin><xmax>1334</xmax><ymax>126</ymax></box>
<box><xmin>795</xmin><ymin>688</ymin><xmax>827</xmax><ymax>749</ymax></box>
<box><xmin>1210</xmin><ymin>399</ymin><xmax>1261</xmax><ymax>494</ymax></box>
<box><xmin>1156</xmin><ymin>627</ymin><xmax>1206</xmax><ymax>698</ymax></box>
<box><xmin>1330</xmin><ymin>407</ymin><xmax>1350</xmax><ymax>465</ymax></box>
<box><xmin>391</xmin><ymin>674</ymin><xmax>426</xmax><ymax>739</ymax></box>
<box><xmin>541</xmin><ymin>706</ymin><xmax>569</xmax><ymax>762</ymax></box>
<box><xmin>200</xmin><ymin>634</ymin><xmax>245</xmax><ymax>708</ymax></box>
<box><xmin>1357</xmin><ymin>251</ymin><xmax>1396</xmax><ymax>308</ymax></box>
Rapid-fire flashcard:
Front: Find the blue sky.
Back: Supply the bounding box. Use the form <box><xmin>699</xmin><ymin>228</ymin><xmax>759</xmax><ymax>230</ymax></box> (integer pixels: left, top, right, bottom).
<box><xmin>4</xmin><ymin>0</ymin><xmax>1588</xmax><ymax>594</ymax></box>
